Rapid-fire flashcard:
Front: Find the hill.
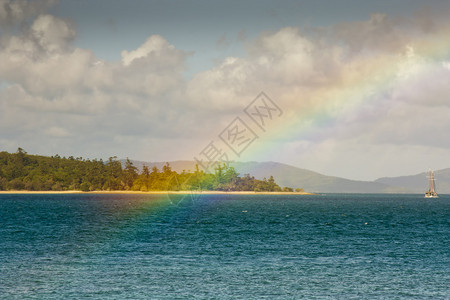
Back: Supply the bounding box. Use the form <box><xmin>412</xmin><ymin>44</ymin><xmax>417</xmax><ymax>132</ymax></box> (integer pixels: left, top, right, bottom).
<box><xmin>128</xmin><ymin>160</ymin><xmax>450</xmax><ymax>193</ymax></box>
<box><xmin>230</xmin><ymin>161</ymin><xmax>390</xmax><ymax>193</ymax></box>
<box><xmin>375</xmin><ymin>168</ymin><xmax>450</xmax><ymax>194</ymax></box>
<box><xmin>126</xmin><ymin>160</ymin><xmax>390</xmax><ymax>193</ymax></box>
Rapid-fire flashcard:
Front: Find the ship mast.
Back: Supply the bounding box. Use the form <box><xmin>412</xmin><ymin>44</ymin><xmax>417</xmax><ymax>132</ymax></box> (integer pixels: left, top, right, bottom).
<box><xmin>428</xmin><ymin>170</ymin><xmax>433</xmax><ymax>193</ymax></box>
<box><xmin>431</xmin><ymin>171</ymin><xmax>436</xmax><ymax>193</ymax></box>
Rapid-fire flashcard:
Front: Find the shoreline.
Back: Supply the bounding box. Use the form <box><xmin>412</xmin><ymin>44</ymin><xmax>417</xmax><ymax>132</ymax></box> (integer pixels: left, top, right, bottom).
<box><xmin>0</xmin><ymin>190</ymin><xmax>316</xmax><ymax>195</ymax></box>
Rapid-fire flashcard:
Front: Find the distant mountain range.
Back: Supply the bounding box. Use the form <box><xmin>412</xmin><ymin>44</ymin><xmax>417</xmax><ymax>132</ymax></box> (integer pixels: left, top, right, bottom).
<box><xmin>124</xmin><ymin>160</ymin><xmax>450</xmax><ymax>194</ymax></box>
<box><xmin>375</xmin><ymin>168</ymin><xmax>450</xmax><ymax>194</ymax></box>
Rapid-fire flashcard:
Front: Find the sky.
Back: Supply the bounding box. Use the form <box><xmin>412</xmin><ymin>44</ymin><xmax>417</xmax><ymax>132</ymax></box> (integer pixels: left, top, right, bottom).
<box><xmin>1</xmin><ymin>0</ymin><xmax>450</xmax><ymax>181</ymax></box>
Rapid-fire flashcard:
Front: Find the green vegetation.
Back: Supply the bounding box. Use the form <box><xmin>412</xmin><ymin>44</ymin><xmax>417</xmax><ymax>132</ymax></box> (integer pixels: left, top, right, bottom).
<box><xmin>0</xmin><ymin>149</ymin><xmax>297</xmax><ymax>192</ymax></box>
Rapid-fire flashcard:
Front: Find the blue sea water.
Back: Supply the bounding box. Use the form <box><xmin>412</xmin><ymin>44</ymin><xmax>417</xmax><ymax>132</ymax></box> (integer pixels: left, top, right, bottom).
<box><xmin>0</xmin><ymin>193</ymin><xmax>449</xmax><ymax>299</ymax></box>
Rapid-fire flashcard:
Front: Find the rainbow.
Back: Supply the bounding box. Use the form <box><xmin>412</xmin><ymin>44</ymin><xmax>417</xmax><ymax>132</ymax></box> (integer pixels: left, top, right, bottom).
<box><xmin>92</xmin><ymin>25</ymin><xmax>450</xmax><ymax>235</ymax></box>
<box><xmin>241</xmin><ymin>27</ymin><xmax>450</xmax><ymax>162</ymax></box>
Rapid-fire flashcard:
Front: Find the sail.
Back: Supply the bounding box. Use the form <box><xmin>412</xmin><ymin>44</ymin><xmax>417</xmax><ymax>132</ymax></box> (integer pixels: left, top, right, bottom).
<box><xmin>425</xmin><ymin>170</ymin><xmax>438</xmax><ymax>198</ymax></box>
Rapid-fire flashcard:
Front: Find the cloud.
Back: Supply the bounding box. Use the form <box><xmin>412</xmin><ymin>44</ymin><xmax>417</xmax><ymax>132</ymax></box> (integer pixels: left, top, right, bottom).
<box><xmin>0</xmin><ymin>5</ymin><xmax>192</xmax><ymax>158</ymax></box>
<box><xmin>333</xmin><ymin>13</ymin><xmax>406</xmax><ymax>54</ymax></box>
<box><xmin>30</xmin><ymin>14</ymin><xmax>75</xmax><ymax>53</ymax></box>
<box><xmin>0</xmin><ymin>13</ymin><xmax>93</xmax><ymax>97</ymax></box>
<box><xmin>0</xmin><ymin>0</ymin><xmax>57</xmax><ymax>28</ymax></box>
<box><xmin>187</xmin><ymin>26</ymin><xmax>342</xmax><ymax>117</ymax></box>
<box><xmin>281</xmin><ymin>139</ymin><xmax>450</xmax><ymax>181</ymax></box>
<box><xmin>120</xmin><ymin>35</ymin><xmax>184</xmax><ymax>68</ymax></box>
<box><xmin>0</xmin><ymin>13</ymin><xmax>188</xmax><ymax>109</ymax></box>
<box><xmin>44</xmin><ymin>126</ymin><xmax>70</xmax><ymax>138</ymax></box>
<box><xmin>0</xmin><ymin>2</ymin><xmax>449</xmax><ymax>179</ymax></box>
<box><xmin>184</xmin><ymin>11</ymin><xmax>450</xmax><ymax>178</ymax></box>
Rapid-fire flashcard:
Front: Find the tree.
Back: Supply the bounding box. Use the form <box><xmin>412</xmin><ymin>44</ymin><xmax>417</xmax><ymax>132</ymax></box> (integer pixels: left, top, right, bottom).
<box><xmin>222</xmin><ymin>166</ymin><xmax>239</xmax><ymax>191</ymax></box>
<box><xmin>140</xmin><ymin>165</ymin><xmax>151</xmax><ymax>191</ymax></box>
<box><xmin>151</xmin><ymin>166</ymin><xmax>159</xmax><ymax>174</ymax></box>
<box><xmin>163</xmin><ymin>162</ymin><xmax>172</xmax><ymax>176</ymax></box>
<box><xmin>142</xmin><ymin>165</ymin><xmax>150</xmax><ymax>177</ymax></box>
<box><xmin>123</xmin><ymin>158</ymin><xmax>138</xmax><ymax>189</ymax></box>
<box><xmin>80</xmin><ymin>182</ymin><xmax>90</xmax><ymax>192</ymax></box>
<box><xmin>12</xmin><ymin>147</ymin><xmax>27</xmax><ymax>178</ymax></box>
<box><xmin>16</xmin><ymin>147</ymin><xmax>27</xmax><ymax>156</ymax></box>
<box><xmin>0</xmin><ymin>150</ymin><xmax>286</xmax><ymax>193</ymax></box>
<box><xmin>213</xmin><ymin>164</ymin><xmax>225</xmax><ymax>189</ymax></box>
<box><xmin>104</xmin><ymin>156</ymin><xmax>123</xmax><ymax>190</ymax></box>
<box><xmin>187</xmin><ymin>164</ymin><xmax>202</xmax><ymax>190</ymax></box>
<box><xmin>0</xmin><ymin>176</ymin><xmax>7</xmax><ymax>190</ymax></box>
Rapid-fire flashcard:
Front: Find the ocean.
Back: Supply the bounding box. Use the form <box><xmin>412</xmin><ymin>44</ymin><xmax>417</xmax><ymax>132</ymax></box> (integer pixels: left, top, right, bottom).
<box><xmin>0</xmin><ymin>193</ymin><xmax>449</xmax><ymax>299</ymax></box>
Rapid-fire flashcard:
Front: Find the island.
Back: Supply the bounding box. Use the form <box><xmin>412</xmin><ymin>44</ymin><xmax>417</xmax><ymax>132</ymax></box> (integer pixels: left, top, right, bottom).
<box><xmin>0</xmin><ymin>148</ymin><xmax>311</xmax><ymax>194</ymax></box>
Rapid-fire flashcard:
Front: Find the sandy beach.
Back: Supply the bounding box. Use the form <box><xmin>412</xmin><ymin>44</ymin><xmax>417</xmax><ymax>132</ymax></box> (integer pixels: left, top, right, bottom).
<box><xmin>0</xmin><ymin>190</ymin><xmax>315</xmax><ymax>195</ymax></box>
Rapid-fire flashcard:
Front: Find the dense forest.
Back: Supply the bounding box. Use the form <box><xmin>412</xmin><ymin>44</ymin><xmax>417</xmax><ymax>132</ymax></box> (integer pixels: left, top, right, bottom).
<box><xmin>0</xmin><ymin>149</ymin><xmax>298</xmax><ymax>192</ymax></box>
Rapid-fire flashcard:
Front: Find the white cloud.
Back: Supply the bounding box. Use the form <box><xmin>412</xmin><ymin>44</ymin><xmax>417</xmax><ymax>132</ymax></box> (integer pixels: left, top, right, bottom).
<box><xmin>0</xmin><ymin>7</ymin><xmax>193</xmax><ymax>159</ymax></box>
<box><xmin>0</xmin><ymin>3</ymin><xmax>449</xmax><ymax>179</ymax></box>
<box><xmin>185</xmin><ymin>13</ymin><xmax>450</xmax><ymax>179</ymax></box>
<box><xmin>0</xmin><ymin>0</ymin><xmax>57</xmax><ymax>28</ymax></box>
<box><xmin>443</xmin><ymin>61</ymin><xmax>450</xmax><ymax>70</ymax></box>
<box><xmin>120</xmin><ymin>35</ymin><xmax>183</xmax><ymax>67</ymax></box>
<box><xmin>30</xmin><ymin>14</ymin><xmax>75</xmax><ymax>53</ymax></box>
<box><xmin>44</xmin><ymin>126</ymin><xmax>70</xmax><ymax>138</ymax></box>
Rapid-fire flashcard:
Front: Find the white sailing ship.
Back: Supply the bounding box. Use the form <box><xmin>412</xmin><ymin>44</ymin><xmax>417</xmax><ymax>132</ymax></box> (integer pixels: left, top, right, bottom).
<box><xmin>424</xmin><ymin>170</ymin><xmax>438</xmax><ymax>198</ymax></box>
